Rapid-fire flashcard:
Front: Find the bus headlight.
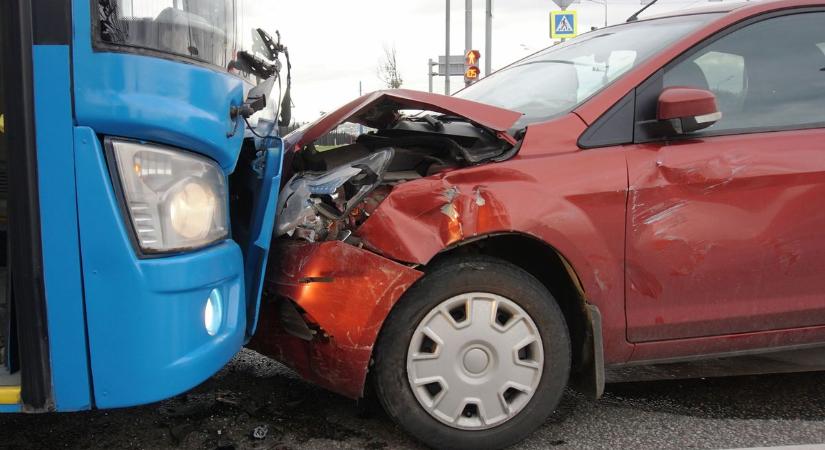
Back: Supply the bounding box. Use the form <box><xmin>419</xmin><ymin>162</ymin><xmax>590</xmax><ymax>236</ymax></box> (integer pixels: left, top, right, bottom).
<box><xmin>169</xmin><ymin>181</ymin><xmax>217</xmax><ymax>240</ymax></box>
<box><xmin>109</xmin><ymin>139</ymin><xmax>228</xmax><ymax>253</ymax></box>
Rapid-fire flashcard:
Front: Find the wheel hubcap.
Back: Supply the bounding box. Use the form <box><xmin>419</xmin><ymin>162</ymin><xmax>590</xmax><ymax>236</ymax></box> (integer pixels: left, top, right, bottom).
<box><xmin>463</xmin><ymin>348</ymin><xmax>490</xmax><ymax>375</ymax></box>
<box><xmin>406</xmin><ymin>293</ymin><xmax>544</xmax><ymax>430</ymax></box>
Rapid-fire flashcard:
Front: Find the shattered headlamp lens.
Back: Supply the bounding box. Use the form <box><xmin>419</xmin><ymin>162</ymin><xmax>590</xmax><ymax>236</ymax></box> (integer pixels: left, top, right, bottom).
<box><xmin>276</xmin><ymin>148</ymin><xmax>394</xmax><ymax>237</ymax></box>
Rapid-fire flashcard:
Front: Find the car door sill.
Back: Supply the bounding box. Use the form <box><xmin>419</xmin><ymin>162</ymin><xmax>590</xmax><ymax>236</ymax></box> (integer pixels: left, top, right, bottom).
<box><xmin>606</xmin><ymin>341</ymin><xmax>825</xmax><ymax>383</ymax></box>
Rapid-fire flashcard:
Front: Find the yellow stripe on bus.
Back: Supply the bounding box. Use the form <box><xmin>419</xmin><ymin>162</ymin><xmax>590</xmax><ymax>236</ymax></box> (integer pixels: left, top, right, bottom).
<box><xmin>0</xmin><ymin>386</ymin><xmax>21</xmax><ymax>404</ymax></box>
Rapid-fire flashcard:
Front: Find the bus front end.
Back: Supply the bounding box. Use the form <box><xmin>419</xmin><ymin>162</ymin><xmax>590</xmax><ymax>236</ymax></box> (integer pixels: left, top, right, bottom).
<box><xmin>1</xmin><ymin>0</ymin><xmax>282</xmax><ymax>411</ymax></box>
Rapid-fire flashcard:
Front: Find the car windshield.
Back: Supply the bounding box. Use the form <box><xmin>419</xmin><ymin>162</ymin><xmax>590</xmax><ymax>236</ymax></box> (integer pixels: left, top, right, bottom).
<box><xmin>97</xmin><ymin>0</ymin><xmax>242</xmax><ymax>69</ymax></box>
<box><xmin>456</xmin><ymin>14</ymin><xmax>721</xmax><ymax>128</ymax></box>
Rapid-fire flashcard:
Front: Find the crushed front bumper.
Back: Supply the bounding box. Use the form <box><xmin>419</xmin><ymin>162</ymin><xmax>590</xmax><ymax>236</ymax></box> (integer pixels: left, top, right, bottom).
<box><xmin>249</xmin><ymin>240</ymin><xmax>422</xmax><ymax>399</ymax></box>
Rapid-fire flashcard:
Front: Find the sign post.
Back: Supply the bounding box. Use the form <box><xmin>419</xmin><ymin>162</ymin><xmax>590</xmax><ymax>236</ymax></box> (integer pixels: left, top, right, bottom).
<box><xmin>552</xmin><ymin>0</ymin><xmax>578</xmax><ymax>9</ymax></box>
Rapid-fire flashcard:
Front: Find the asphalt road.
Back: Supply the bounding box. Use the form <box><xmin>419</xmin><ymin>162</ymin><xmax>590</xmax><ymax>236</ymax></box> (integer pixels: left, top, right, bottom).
<box><xmin>1</xmin><ymin>349</ymin><xmax>824</xmax><ymax>450</ymax></box>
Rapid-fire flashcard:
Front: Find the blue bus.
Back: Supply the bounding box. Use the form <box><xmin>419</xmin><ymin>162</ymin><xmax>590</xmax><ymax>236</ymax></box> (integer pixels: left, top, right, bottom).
<box><xmin>0</xmin><ymin>0</ymin><xmax>287</xmax><ymax>412</ymax></box>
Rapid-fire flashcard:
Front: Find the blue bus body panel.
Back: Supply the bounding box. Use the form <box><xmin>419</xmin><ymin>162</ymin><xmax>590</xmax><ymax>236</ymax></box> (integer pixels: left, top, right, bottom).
<box><xmin>67</xmin><ymin>0</ymin><xmax>259</xmax><ymax>409</ymax></box>
<box><xmin>71</xmin><ymin>1</ymin><xmax>245</xmax><ymax>173</ymax></box>
<box><xmin>32</xmin><ymin>45</ymin><xmax>92</xmax><ymax>411</ymax></box>
<box><xmin>243</xmin><ymin>141</ymin><xmax>284</xmax><ymax>337</ymax></box>
<box><xmin>74</xmin><ymin>128</ymin><xmax>246</xmax><ymax>408</ymax></box>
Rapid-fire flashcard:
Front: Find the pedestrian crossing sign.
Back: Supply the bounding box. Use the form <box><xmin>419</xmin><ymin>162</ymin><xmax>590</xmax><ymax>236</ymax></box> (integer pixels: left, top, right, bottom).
<box><xmin>551</xmin><ymin>10</ymin><xmax>578</xmax><ymax>39</ymax></box>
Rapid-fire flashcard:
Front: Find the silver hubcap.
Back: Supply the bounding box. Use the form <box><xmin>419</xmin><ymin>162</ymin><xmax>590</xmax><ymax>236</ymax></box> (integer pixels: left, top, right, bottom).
<box><xmin>406</xmin><ymin>293</ymin><xmax>544</xmax><ymax>430</ymax></box>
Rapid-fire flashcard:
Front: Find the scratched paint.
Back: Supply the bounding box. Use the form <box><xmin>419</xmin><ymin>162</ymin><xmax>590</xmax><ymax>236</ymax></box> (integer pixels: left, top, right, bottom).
<box><xmin>248</xmin><ymin>240</ymin><xmax>423</xmax><ymax>399</ymax></box>
<box><xmin>626</xmin><ymin>129</ymin><xmax>825</xmax><ymax>344</ymax></box>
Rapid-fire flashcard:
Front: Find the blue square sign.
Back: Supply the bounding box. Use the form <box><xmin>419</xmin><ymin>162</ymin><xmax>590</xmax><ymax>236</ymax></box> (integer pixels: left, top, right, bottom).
<box><xmin>551</xmin><ymin>10</ymin><xmax>578</xmax><ymax>39</ymax></box>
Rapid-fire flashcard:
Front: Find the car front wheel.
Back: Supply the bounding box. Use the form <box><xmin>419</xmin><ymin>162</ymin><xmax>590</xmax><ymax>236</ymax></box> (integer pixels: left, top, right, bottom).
<box><xmin>373</xmin><ymin>256</ymin><xmax>571</xmax><ymax>450</ymax></box>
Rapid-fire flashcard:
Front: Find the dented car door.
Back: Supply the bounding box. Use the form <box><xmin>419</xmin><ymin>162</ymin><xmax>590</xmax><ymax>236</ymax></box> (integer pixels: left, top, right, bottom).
<box><xmin>626</xmin><ymin>130</ymin><xmax>825</xmax><ymax>342</ymax></box>
<box><xmin>625</xmin><ymin>11</ymin><xmax>825</xmax><ymax>342</ymax></box>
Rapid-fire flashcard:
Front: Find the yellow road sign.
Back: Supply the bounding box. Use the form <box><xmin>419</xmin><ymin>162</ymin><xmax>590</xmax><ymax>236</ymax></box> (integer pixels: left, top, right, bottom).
<box><xmin>551</xmin><ymin>10</ymin><xmax>578</xmax><ymax>39</ymax></box>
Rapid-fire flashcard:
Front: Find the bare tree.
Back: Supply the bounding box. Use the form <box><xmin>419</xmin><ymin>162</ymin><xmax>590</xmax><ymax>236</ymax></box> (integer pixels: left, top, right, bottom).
<box><xmin>377</xmin><ymin>45</ymin><xmax>403</xmax><ymax>89</ymax></box>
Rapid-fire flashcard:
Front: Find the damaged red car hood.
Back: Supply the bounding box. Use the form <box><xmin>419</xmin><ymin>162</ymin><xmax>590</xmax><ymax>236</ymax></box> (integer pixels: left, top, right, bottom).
<box><xmin>283</xmin><ymin>89</ymin><xmax>523</xmax><ymax>151</ymax></box>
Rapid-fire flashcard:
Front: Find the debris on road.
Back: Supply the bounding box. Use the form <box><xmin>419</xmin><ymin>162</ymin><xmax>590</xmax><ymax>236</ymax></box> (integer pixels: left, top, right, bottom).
<box><xmin>0</xmin><ymin>350</ymin><xmax>822</xmax><ymax>449</ymax></box>
<box><xmin>252</xmin><ymin>425</ymin><xmax>269</xmax><ymax>440</ymax></box>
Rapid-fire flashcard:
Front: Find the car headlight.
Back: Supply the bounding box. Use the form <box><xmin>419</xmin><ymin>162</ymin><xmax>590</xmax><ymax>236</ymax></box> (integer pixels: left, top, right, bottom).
<box><xmin>276</xmin><ymin>148</ymin><xmax>394</xmax><ymax>237</ymax></box>
<box><xmin>109</xmin><ymin>138</ymin><xmax>228</xmax><ymax>253</ymax></box>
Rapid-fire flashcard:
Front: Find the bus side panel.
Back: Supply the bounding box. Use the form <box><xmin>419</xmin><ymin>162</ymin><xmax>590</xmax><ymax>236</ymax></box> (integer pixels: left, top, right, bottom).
<box><xmin>32</xmin><ymin>45</ymin><xmax>92</xmax><ymax>411</ymax></box>
<box><xmin>73</xmin><ymin>128</ymin><xmax>246</xmax><ymax>409</ymax></box>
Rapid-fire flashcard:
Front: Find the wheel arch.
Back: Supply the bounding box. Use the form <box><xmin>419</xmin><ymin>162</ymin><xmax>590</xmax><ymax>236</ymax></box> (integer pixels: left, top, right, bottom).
<box><xmin>426</xmin><ymin>232</ymin><xmax>605</xmax><ymax>398</ymax></box>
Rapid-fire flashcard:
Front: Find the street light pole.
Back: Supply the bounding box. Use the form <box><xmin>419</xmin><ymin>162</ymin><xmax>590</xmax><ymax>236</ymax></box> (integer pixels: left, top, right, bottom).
<box><xmin>600</xmin><ymin>0</ymin><xmax>608</xmax><ymax>27</ymax></box>
<box><xmin>465</xmin><ymin>0</ymin><xmax>472</xmax><ymax>87</ymax></box>
<box><xmin>485</xmin><ymin>0</ymin><xmax>492</xmax><ymax>76</ymax></box>
<box><xmin>445</xmin><ymin>0</ymin><xmax>451</xmax><ymax>95</ymax></box>
<box><xmin>428</xmin><ymin>58</ymin><xmax>434</xmax><ymax>93</ymax></box>
<box><xmin>583</xmin><ymin>0</ymin><xmax>609</xmax><ymax>27</ymax></box>
<box><xmin>359</xmin><ymin>81</ymin><xmax>364</xmax><ymax>134</ymax></box>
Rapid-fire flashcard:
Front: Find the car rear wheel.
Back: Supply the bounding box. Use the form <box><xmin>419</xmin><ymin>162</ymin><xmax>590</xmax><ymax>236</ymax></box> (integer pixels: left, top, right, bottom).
<box><xmin>373</xmin><ymin>256</ymin><xmax>571</xmax><ymax>450</ymax></box>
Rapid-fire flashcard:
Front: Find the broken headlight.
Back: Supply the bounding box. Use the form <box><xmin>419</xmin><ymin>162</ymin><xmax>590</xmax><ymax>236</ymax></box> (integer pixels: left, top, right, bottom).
<box><xmin>109</xmin><ymin>138</ymin><xmax>229</xmax><ymax>253</ymax></box>
<box><xmin>276</xmin><ymin>148</ymin><xmax>394</xmax><ymax>239</ymax></box>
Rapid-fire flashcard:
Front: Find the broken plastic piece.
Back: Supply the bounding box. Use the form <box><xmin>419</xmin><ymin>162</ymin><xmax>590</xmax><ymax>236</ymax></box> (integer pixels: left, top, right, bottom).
<box><xmin>275</xmin><ymin>148</ymin><xmax>394</xmax><ymax>238</ymax></box>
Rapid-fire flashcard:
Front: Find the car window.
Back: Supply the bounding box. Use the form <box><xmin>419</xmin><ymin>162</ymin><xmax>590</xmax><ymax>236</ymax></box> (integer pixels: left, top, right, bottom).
<box><xmin>662</xmin><ymin>12</ymin><xmax>825</xmax><ymax>134</ymax></box>
<box><xmin>574</xmin><ymin>51</ymin><xmax>638</xmax><ymax>102</ymax></box>
<box><xmin>455</xmin><ymin>14</ymin><xmax>719</xmax><ymax>129</ymax></box>
<box><xmin>692</xmin><ymin>51</ymin><xmax>746</xmax><ymax>115</ymax></box>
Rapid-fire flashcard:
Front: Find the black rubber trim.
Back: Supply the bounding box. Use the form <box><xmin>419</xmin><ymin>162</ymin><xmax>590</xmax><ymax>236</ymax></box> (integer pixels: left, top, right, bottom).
<box><xmin>578</xmin><ymin>90</ymin><xmax>636</xmax><ymax>149</ymax></box>
<box><xmin>2</xmin><ymin>0</ymin><xmax>53</xmax><ymax>411</ymax></box>
<box><xmin>33</xmin><ymin>0</ymin><xmax>72</xmax><ymax>45</ymax></box>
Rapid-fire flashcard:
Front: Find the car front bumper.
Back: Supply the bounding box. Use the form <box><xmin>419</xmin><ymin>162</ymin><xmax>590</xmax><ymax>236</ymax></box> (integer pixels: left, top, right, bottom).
<box><xmin>249</xmin><ymin>240</ymin><xmax>423</xmax><ymax>399</ymax></box>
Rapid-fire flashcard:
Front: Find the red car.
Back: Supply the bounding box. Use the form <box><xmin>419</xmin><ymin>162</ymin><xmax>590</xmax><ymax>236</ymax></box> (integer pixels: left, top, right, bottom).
<box><xmin>250</xmin><ymin>1</ymin><xmax>825</xmax><ymax>448</ymax></box>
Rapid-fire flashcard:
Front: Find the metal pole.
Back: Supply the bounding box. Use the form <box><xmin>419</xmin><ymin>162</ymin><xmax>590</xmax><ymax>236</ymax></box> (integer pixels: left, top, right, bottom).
<box><xmin>485</xmin><ymin>0</ymin><xmax>492</xmax><ymax>76</ymax></box>
<box><xmin>445</xmin><ymin>0</ymin><xmax>451</xmax><ymax>95</ymax></box>
<box><xmin>465</xmin><ymin>0</ymin><xmax>473</xmax><ymax>87</ymax></box>
<box><xmin>428</xmin><ymin>59</ymin><xmax>434</xmax><ymax>93</ymax></box>
<box><xmin>359</xmin><ymin>81</ymin><xmax>364</xmax><ymax>134</ymax></box>
<box><xmin>604</xmin><ymin>0</ymin><xmax>608</xmax><ymax>27</ymax></box>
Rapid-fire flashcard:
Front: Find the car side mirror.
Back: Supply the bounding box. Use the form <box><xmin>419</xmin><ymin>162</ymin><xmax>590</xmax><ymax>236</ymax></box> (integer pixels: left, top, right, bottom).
<box><xmin>657</xmin><ymin>87</ymin><xmax>721</xmax><ymax>135</ymax></box>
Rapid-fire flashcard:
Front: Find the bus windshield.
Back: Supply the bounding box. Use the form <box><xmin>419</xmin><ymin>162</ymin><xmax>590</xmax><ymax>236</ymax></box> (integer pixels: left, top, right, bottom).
<box><xmin>97</xmin><ymin>0</ymin><xmax>240</xmax><ymax>69</ymax></box>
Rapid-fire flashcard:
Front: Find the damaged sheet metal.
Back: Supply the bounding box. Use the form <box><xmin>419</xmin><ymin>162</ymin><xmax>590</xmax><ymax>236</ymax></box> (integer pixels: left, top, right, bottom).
<box><xmin>356</xmin><ymin>169</ymin><xmax>517</xmax><ymax>264</ymax></box>
<box><xmin>263</xmin><ymin>112</ymin><xmax>635</xmax><ymax>378</ymax></box>
<box><xmin>248</xmin><ymin>240</ymin><xmax>422</xmax><ymax>399</ymax></box>
<box><xmin>625</xmin><ymin>130</ymin><xmax>825</xmax><ymax>344</ymax></box>
<box><xmin>283</xmin><ymin>89</ymin><xmax>523</xmax><ymax>152</ymax></box>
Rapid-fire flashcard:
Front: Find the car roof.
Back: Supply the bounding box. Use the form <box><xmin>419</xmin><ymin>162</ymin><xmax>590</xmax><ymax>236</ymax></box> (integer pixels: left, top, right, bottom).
<box><xmin>643</xmin><ymin>0</ymin><xmax>822</xmax><ymax>21</ymax></box>
<box><xmin>644</xmin><ymin>2</ymin><xmax>748</xmax><ymax>20</ymax></box>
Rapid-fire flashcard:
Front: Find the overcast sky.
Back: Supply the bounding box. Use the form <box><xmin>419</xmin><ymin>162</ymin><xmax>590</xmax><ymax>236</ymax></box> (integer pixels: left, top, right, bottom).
<box><xmin>241</xmin><ymin>0</ymin><xmax>724</xmax><ymax>123</ymax></box>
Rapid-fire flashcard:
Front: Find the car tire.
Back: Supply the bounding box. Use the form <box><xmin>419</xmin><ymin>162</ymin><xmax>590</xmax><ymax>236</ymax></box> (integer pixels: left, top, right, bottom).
<box><xmin>373</xmin><ymin>255</ymin><xmax>571</xmax><ymax>450</ymax></box>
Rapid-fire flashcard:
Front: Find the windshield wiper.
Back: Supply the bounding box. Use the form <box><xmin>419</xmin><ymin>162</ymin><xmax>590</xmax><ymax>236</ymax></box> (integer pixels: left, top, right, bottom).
<box><xmin>235</xmin><ymin>51</ymin><xmax>279</xmax><ymax>79</ymax></box>
<box><xmin>516</xmin><ymin>59</ymin><xmax>598</xmax><ymax>69</ymax></box>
